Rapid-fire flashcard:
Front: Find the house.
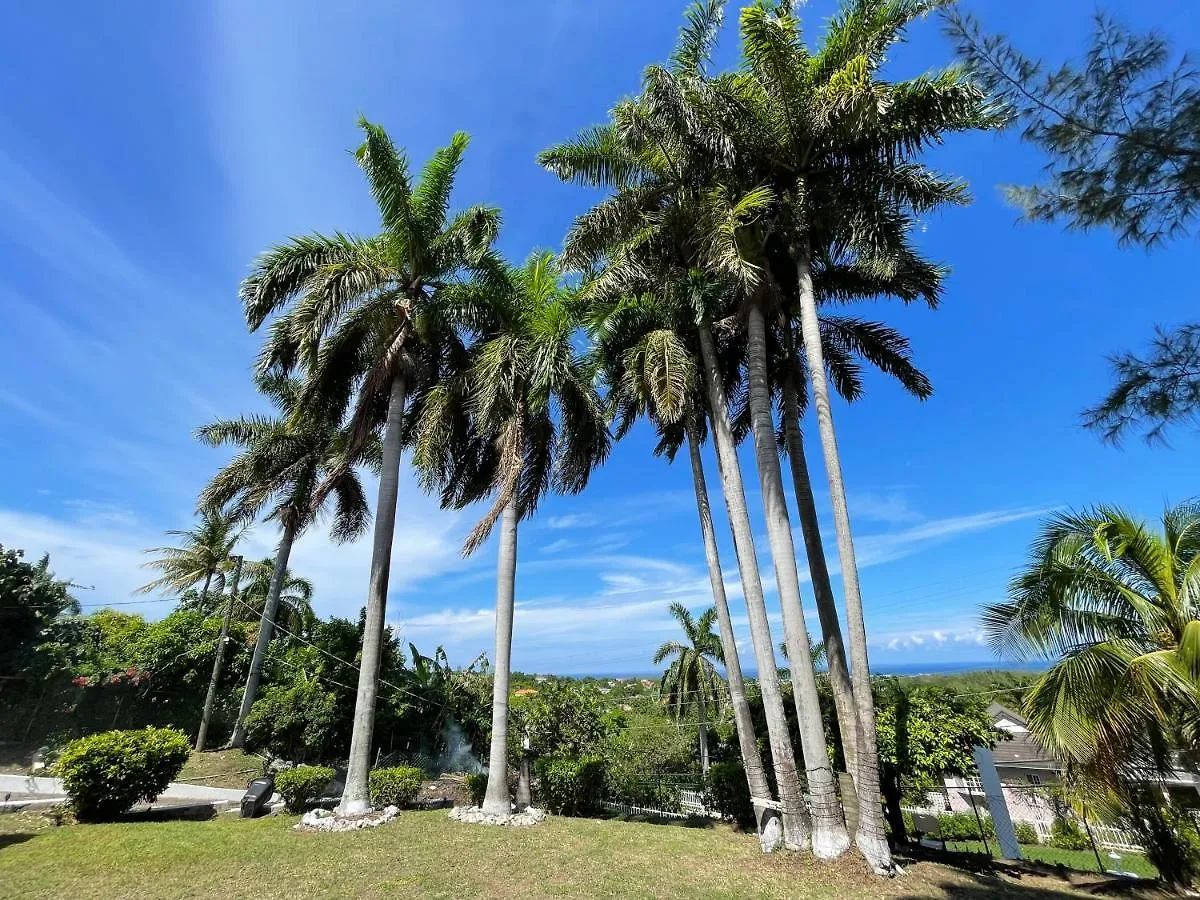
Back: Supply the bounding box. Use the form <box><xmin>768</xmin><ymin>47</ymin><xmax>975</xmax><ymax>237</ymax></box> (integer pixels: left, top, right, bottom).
<box><xmin>937</xmin><ymin>704</ymin><xmax>1200</xmax><ymax>828</ymax></box>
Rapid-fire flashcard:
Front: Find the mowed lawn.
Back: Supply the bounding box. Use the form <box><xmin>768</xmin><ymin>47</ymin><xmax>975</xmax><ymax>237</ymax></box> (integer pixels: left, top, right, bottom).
<box><xmin>0</xmin><ymin>810</ymin><xmax>1149</xmax><ymax>900</ymax></box>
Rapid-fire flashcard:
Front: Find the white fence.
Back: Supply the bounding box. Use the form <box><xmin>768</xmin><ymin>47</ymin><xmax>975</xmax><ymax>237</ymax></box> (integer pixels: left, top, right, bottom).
<box><xmin>903</xmin><ymin>805</ymin><xmax>1145</xmax><ymax>855</ymax></box>
<box><xmin>602</xmin><ymin>788</ymin><xmax>719</xmax><ymax>820</ymax></box>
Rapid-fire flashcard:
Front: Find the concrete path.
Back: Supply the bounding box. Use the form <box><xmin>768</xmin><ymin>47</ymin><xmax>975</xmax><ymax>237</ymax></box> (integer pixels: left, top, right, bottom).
<box><xmin>0</xmin><ymin>773</ymin><xmax>246</xmax><ymax>802</ymax></box>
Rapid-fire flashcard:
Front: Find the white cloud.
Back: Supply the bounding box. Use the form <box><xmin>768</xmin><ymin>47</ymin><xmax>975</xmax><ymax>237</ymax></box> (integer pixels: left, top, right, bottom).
<box><xmin>545</xmin><ymin>513</ymin><xmax>599</xmax><ymax>530</ymax></box>
<box><xmin>847</xmin><ymin>489</ymin><xmax>923</xmax><ymax>525</ymax></box>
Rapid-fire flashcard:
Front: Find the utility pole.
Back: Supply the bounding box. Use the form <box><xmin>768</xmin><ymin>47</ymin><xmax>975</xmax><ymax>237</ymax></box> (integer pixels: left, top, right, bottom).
<box><xmin>196</xmin><ymin>555</ymin><xmax>242</xmax><ymax>752</ymax></box>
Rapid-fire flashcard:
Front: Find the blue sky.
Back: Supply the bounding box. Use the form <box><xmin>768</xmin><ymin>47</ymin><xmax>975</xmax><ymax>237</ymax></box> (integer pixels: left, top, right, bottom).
<box><xmin>1</xmin><ymin>0</ymin><xmax>1196</xmax><ymax>675</ymax></box>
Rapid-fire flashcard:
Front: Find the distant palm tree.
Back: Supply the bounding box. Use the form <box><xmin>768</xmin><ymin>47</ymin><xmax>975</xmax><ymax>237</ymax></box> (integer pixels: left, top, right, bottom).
<box><xmin>984</xmin><ymin>503</ymin><xmax>1200</xmax><ymax>792</ymax></box>
<box><xmin>413</xmin><ymin>251</ymin><xmax>610</xmax><ymax>816</ymax></box>
<box><xmin>655</xmin><ymin>602</ymin><xmax>725</xmax><ymax>774</ymax></box>
<box><xmin>138</xmin><ymin>508</ymin><xmax>244</xmax><ymax>605</ymax></box>
<box><xmin>238</xmin><ymin>557</ymin><xmax>315</xmax><ymax>637</ymax></box>
<box><xmin>241</xmin><ymin>120</ymin><xmax>500</xmax><ymax>815</ymax></box>
<box><xmin>197</xmin><ymin>373</ymin><xmax>375</xmax><ymax>748</ymax></box>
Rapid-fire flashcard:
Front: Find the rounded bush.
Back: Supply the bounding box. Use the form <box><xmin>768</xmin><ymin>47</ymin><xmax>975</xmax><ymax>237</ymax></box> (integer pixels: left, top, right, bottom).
<box><xmin>275</xmin><ymin>764</ymin><xmax>334</xmax><ymax>814</ymax></box>
<box><xmin>56</xmin><ymin>727</ymin><xmax>190</xmax><ymax>821</ymax></box>
<box><xmin>1049</xmin><ymin>817</ymin><xmax>1090</xmax><ymax>851</ymax></box>
<box><xmin>705</xmin><ymin>762</ymin><xmax>754</xmax><ymax>827</ymax></box>
<box><xmin>1013</xmin><ymin>821</ymin><xmax>1040</xmax><ymax>845</ymax></box>
<box><xmin>535</xmin><ymin>756</ymin><xmax>605</xmax><ymax>816</ymax></box>
<box><xmin>369</xmin><ymin>766</ymin><xmax>423</xmax><ymax>808</ymax></box>
<box><xmin>936</xmin><ymin>810</ymin><xmax>995</xmax><ymax>842</ymax></box>
<box><xmin>465</xmin><ymin>772</ymin><xmax>487</xmax><ymax>808</ymax></box>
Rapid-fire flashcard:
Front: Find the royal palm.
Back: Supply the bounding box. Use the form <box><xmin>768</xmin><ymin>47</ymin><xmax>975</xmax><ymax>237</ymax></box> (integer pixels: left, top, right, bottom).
<box><xmin>240</xmin><ymin>119</ymin><xmax>500</xmax><ymax>814</ymax></box>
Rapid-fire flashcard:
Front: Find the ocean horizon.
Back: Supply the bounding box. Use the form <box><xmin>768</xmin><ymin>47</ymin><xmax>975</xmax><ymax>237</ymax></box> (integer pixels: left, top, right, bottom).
<box><xmin>556</xmin><ymin>660</ymin><xmax>1046</xmax><ymax>679</ymax></box>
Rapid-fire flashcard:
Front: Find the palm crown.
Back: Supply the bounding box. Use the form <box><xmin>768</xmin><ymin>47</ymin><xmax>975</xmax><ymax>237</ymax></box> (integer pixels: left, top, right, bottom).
<box><xmin>138</xmin><ymin>508</ymin><xmax>244</xmax><ymax>599</ymax></box>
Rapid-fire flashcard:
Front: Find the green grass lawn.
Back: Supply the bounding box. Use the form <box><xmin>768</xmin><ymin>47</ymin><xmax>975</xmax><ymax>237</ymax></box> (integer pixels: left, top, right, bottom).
<box><xmin>175</xmin><ymin>748</ymin><xmax>263</xmax><ymax>790</ymax></box>
<box><xmin>944</xmin><ymin>840</ymin><xmax>1158</xmax><ymax>880</ymax></box>
<box><xmin>0</xmin><ymin>809</ymin><xmax>1150</xmax><ymax>900</ymax></box>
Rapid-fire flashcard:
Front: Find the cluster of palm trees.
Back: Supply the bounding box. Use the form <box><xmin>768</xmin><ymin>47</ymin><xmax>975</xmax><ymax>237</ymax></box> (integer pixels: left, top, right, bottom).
<box><xmin>145</xmin><ymin>0</ymin><xmax>999</xmax><ymax>872</ymax></box>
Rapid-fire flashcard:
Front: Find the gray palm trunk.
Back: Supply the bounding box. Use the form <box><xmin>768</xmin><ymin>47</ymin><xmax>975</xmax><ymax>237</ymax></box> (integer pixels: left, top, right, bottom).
<box><xmin>685</xmin><ymin>428</ymin><xmax>770</xmax><ymax>802</ymax></box>
<box><xmin>745</xmin><ymin>303</ymin><xmax>850</xmax><ymax>859</ymax></box>
<box><xmin>196</xmin><ymin>555</ymin><xmax>242</xmax><ymax>752</ymax></box>
<box><xmin>339</xmin><ymin>373</ymin><xmax>407</xmax><ymax>817</ymax></box>
<box><xmin>696</xmin><ymin>323</ymin><xmax>810</xmax><ymax>852</ymax></box>
<box><xmin>482</xmin><ymin>499</ymin><xmax>519</xmax><ymax>815</ymax></box>
<box><xmin>697</xmin><ymin>688</ymin><xmax>710</xmax><ymax>774</ymax></box>
<box><xmin>793</xmin><ymin>243</ymin><xmax>893</xmax><ymax>873</ymax></box>
<box><xmin>781</xmin><ymin>382</ymin><xmax>860</xmax><ymax>779</ymax></box>
<box><xmin>199</xmin><ymin>570</ymin><xmax>213</xmax><ymax>610</ymax></box>
<box><xmin>229</xmin><ymin>518</ymin><xmax>299</xmax><ymax>748</ymax></box>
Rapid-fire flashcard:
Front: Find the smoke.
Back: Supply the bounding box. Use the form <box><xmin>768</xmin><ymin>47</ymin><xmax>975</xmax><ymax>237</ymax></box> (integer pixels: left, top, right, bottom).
<box><xmin>436</xmin><ymin>718</ymin><xmax>481</xmax><ymax>774</ymax></box>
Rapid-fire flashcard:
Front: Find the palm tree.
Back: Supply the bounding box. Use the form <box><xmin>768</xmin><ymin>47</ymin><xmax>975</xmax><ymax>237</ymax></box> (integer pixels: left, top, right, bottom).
<box><xmin>984</xmin><ymin>503</ymin><xmax>1200</xmax><ymax>791</ymax></box>
<box><xmin>138</xmin><ymin>508</ymin><xmax>244</xmax><ymax>604</ymax></box>
<box><xmin>198</xmin><ymin>374</ymin><xmax>376</xmax><ymax>748</ymax></box>
<box><xmin>238</xmin><ymin>558</ymin><xmax>316</xmax><ymax>637</ymax></box>
<box><xmin>654</xmin><ymin>603</ymin><xmax>725</xmax><ymax>773</ymax></box>
<box><xmin>589</xmin><ymin>291</ymin><xmax>773</xmax><ymax>811</ymax></box>
<box><xmin>240</xmin><ymin>120</ymin><xmax>501</xmax><ymax>815</ymax></box>
<box><xmin>710</xmin><ymin>0</ymin><xmax>1002</xmax><ymax>870</ymax></box>
<box><xmin>413</xmin><ymin>251</ymin><xmax>610</xmax><ymax>816</ymax></box>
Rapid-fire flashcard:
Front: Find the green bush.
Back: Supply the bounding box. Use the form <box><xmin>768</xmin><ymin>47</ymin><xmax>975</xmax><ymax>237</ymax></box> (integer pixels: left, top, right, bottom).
<box><xmin>465</xmin><ymin>772</ymin><xmax>487</xmax><ymax>808</ymax></box>
<box><xmin>369</xmin><ymin>766</ymin><xmax>423</xmax><ymax>808</ymax></box>
<box><xmin>56</xmin><ymin>727</ymin><xmax>190</xmax><ymax>821</ymax></box>
<box><xmin>1049</xmin><ymin>817</ymin><xmax>1090</xmax><ymax>851</ymax></box>
<box><xmin>275</xmin><ymin>765</ymin><xmax>334</xmax><ymax>814</ymax></box>
<box><xmin>1014</xmin><ymin>821</ymin><xmax>1040</xmax><ymax>845</ymax></box>
<box><xmin>535</xmin><ymin>756</ymin><xmax>605</xmax><ymax>816</ymax></box>
<box><xmin>937</xmin><ymin>810</ymin><xmax>995</xmax><ymax>841</ymax></box>
<box><xmin>705</xmin><ymin>762</ymin><xmax>754</xmax><ymax>827</ymax></box>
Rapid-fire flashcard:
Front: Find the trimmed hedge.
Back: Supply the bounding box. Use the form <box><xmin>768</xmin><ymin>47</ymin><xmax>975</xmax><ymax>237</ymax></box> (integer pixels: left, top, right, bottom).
<box><xmin>937</xmin><ymin>810</ymin><xmax>995</xmax><ymax>841</ymax></box>
<box><xmin>465</xmin><ymin>772</ymin><xmax>487</xmax><ymax>808</ymax></box>
<box><xmin>275</xmin><ymin>765</ymin><xmax>334</xmax><ymax>814</ymax></box>
<box><xmin>56</xmin><ymin>727</ymin><xmax>190</xmax><ymax>821</ymax></box>
<box><xmin>705</xmin><ymin>762</ymin><xmax>755</xmax><ymax>827</ymax></box>
<box><xmin>535</xmin><ymin>756</ymin><xmax>605</xmax><ymax>816</ymax></box>
<box><xmin>369</xmin><ymin>766</ymin><xmax>423</xmax><ymax>808</ymax></box>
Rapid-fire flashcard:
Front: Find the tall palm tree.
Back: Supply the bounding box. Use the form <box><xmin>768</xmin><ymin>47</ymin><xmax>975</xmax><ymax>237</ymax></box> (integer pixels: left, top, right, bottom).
<box><xmin>706</xmin><ymin>0</ymin><xmax>1002</xmax><ymax>870</ymax></box>
<box><xmin>240</xmin><ymin>119</ymin><xmax>501</xmax><ymax>815</ymax></box>
<box><xmin>413</xmin><ymin>251</ymin><xmax>610</xmax><ymax>816</ymax></box>
<box><xmin>590</xmin><ymin>290</ymin><xmax>773</xmax><ymax>811</ymax></box>
<box><xmin>138</xmin><ymin>508</ymin><xmax>244</xmax><ymax>604</ymax></box>
<box><xmin>654</xmin><ymin>603</ymin><xmax>725</xmax><ymax>773</ymax></box>
<box><xmin>984</xmin><ymin>503</ymin><xmax>1200</xmax><ymax>791</ymax></box>
<box><xmin>198</xmin><ymin>374</ymin><xmax>376</xmax><ymax>748</ymax></box>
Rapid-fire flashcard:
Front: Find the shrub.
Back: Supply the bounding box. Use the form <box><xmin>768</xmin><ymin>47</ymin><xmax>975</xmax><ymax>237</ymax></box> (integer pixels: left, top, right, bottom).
<box><xmin>705</xmin><ymin>762</ymin><xmax>754</xmax><ymax>827</ymax></box>
<box><xmin>1048</xmin><ymin>816</ymin><xmax>1090</xmax><ymax>851</ymax></box>
<box><xmin>535</xmin><ymin>756</ymin><xmax>605</xmax><ymax>816</ymax></box>
<box><xmin>1013</xmin><ymin>821</ymin><xmax>1039</xmax><ymax>845</ymax></box>
<box><xmin>937</xmin><ymin>810</ymin><xmax>995</xmax><ymax>842</ymax></box>
<box><xmin>56</xmin><ymin>727</ymin><xmax>190</xmax><ymax>821</ymax></box>
<box><xmin>465</xmin><ymin>772</ymin><xmax>487</xmax><ymax>808</ymax></box>
<box><xmin>275</xmin><ymin>764</ymin><xmax>334</xmax><ymax>814</ymax></box>
<box><xmin>369</xmin><ymin>766</ymin><xmax>423</xmax><ymax>808</ymax></box>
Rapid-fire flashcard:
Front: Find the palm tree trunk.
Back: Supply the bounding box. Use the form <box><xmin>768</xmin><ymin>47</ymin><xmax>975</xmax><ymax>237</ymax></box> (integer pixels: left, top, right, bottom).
<box><xmin>794</xmin><ymin>242</ymin><xmax>893</xmax><ymax>874</ymax></box>
<box><xmin>482</xmin><ymin>499</ymin><xmax>519</xmax><ymax>816</ymax></box>
<box><xmin>196</xmin><ymin>555</ymin><xmax>242</xmax><ymax>752</ymax></box>
<box><xmin>339</xmin><ymin>372</ymin><xmax>407</xmax><ymax>817</ymax></box>
<box><xmin>685</xmin><ymin>427</ymin><xmax>770</xmax><ymax>801</ymax></box>
<box><xmin>229</xmin><ymin>518</ymin><xmax>299</xmax><ymax>748</ymax></box>
<box><xmin>697</xmin><ymin>322</ymin><xmax>809</xmax><ymax>852</ymax></box>
<box><xmin>745</xmin><ymin>302</ymin><xmax>850</xmax><ymax>859</ymax></box>
<box><xmin>697</xmin><ymin>688</ymin><xmax>710</xmax><ymax>774</ymax></box>
<box><xmin>781</xmin><ymin>381</ymin><xmax>860</xmax><ymax>779</ymax></box>
<box><xmin>199</xmin><ymin>570</ymin><xmax>213</xmax><ymax>610</ymax></box>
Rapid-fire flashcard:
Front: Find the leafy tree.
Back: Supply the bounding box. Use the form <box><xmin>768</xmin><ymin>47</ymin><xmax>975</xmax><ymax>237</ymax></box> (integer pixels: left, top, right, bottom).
<box><xmin>0</xmin><ymin>545</ymin><xmax>79</xmax><ymax>679</ymax></box>
<box><xmin>137</xmin><ymin>508</ymin><xmax>243</xmax><ymax>607</ymax></box>
<box><xmin>237</xmin><ymin>558</ymin><xmax>315</xmax><ymax>637</ymax></box>
<box><xmin>510</xmin><ymin>681</ymin><xmax>611</xmax><ymax>760</ymax></box>
<box><xmin>1083</xmin><ymin>324</ymin><xmax>1200</xmax><ymax>444</ymax></box>
<box><xmin>874</xmin><ymin>683</ymin><xmax>1002</xmax><ymax>842</ymax></box>
<box><xmin>242</xmin><ymin>119</ymin><xmax>500</xmax><ymax>815</ymax></box>
<box><xmin>947</xmin><ymin>10</ymin><xmax>1200</xmax><ymax>448</ymax></box>
<box><xmin>198</xmin><ymin>372</ymin><xmax>375</xmax><ymax>748</ymax></box>
<box><xmin>413</xmin><ymin>251</ymin><xmax>609</xmax><ymax>815</ymax></box>
<box><xmin>654</xmin><ymin>603</ymin><xmax>725</xmax><ymax>773</ymax></box>
<box><xmin>947</xmin><ymin>10</ymin><xmax>1200</xmax><ymax>248</ymax></box>
<box><xmin>983</xmin><ymin>503</ymin><xmax>1200</xmax><ymax>812</ymax></box>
